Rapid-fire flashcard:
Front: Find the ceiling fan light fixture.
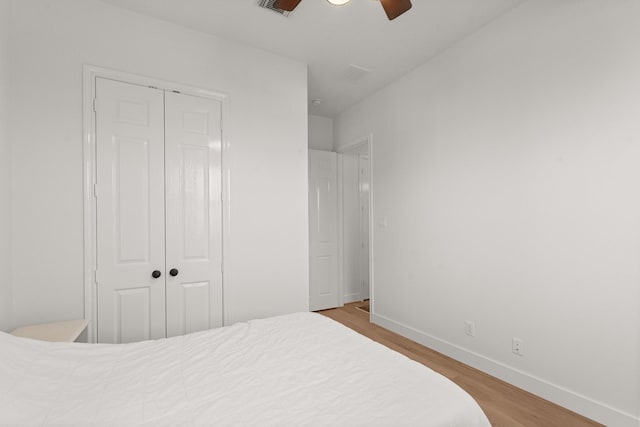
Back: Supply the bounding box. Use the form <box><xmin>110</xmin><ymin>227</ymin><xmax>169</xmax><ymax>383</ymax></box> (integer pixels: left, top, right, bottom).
<box><xmin>273</xmin><ymin>0</ymin><xmax>411</xmax><ymax>20</ymax></box>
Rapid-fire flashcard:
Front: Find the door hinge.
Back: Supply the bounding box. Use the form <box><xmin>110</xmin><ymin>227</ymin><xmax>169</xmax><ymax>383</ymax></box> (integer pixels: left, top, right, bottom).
<box><xmin>94</xmin><ymin>269</ymin><xmax>99</xmax><ymax>283</ymax></box>
<box><xmin>93</xmin><ymin>184</ymin><xmax>98</xmax><ymax>198</ymax></box>
<box><xmin>92</xmin><ymin>98</ymin><xmax>97</xmax><ymax>112</ymax></box>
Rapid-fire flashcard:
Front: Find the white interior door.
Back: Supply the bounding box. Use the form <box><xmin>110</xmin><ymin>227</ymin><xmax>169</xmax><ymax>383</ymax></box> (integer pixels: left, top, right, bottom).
<box><xmin>342</xmin><ymin>152</ymin><xmax>361</xmax><ymax>303</ymax></box>
<box><xmin>309</xmin><ymin>150</ymin><xmax>338</xmax><ymax>311</ymax></box>
<box><xmin>165</xmin><ymin>92</ymin><xmax>223</xmax><ymax>337</ymax></box>
<box><xmin>359</xmin><ymin>154</ymin><xmax>370</xmax><ymax>300</ymax></box>
<box><xmin>340</xmin><ymin>145</ymin><xmax>371</xmax><ymax>304</ymax></box>
<box><xmin>95</xmin><ymin>78</ymin><xmax>166</xmax><ymax>343</ymax></box>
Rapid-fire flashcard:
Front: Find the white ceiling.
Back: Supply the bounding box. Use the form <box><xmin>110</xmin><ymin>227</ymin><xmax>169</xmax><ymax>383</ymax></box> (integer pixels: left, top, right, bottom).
<box><xmin>97</xmin><ymin>0</ymin><xmax>524</xmax><ymax>117</ymax></box>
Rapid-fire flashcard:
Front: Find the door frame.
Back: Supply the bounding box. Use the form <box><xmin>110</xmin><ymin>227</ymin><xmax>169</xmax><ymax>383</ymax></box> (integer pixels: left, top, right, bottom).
<box><xmin>337</xmin><ymin>134</ymin><xmax>374</xmax><ymax>310</ymax></box>
<box><xmin>82</xmin><ymin>65</ymin><xmax>229</xmax><ymax>343</ymax></box>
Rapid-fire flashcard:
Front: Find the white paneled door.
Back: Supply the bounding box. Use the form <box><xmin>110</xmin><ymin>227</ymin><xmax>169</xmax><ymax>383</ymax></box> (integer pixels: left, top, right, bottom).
<box><xmin>165</xmin><ymin>91</ymin><xmax>223</xmax><ymax>337</ymax></box>
<box><xmin>309</xmin><ymin>150</ymin><xmax>338</xmax><ymax>311</ymax></box>
<box><xmin>95</xmin><ymin>78</ymin><xmax>166</xmax><ymax>343</ymax></box>
<box><xmin>359</xmin><ymin>154</ymin><xmax>370</xmax><ymax>301</ymax></box>
<box><xmin>341</xmin><ymin>147</ymin><xmax>371</xmax><ymax>304</ymax></box>
<box><xmin>95</xmin><ymin>78</ymin><xmax>222</xmax><ymax>343</ymax></box>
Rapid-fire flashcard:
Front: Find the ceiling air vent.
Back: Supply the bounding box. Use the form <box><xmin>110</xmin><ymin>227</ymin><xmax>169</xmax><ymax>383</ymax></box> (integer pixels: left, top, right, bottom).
<box><xmin>259</xmin><ymin>0</ymin><xmax>291</xmax><ymax>17</ymax></box>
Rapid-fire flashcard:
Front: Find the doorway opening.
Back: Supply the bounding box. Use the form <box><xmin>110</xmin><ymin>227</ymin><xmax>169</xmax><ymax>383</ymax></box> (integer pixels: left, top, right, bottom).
<box><xmin>338</xmin><ymin>136</ymin><xmax>372</xmax><ymax>313</ymax></box>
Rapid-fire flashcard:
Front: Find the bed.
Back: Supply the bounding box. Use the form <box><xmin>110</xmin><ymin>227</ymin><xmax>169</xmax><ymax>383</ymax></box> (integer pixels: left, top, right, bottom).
<box><xmin>0</xmin><ymin>312</ymin><xmax>491</xmax><ymax>426</ymax></box>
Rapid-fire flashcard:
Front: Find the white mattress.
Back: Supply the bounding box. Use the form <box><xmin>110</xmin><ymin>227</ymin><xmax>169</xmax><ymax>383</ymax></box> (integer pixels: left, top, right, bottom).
<box><xmin>0</xmin><ymin>313</ymin><xmax>491</xmax><ymax>427</ymax></box>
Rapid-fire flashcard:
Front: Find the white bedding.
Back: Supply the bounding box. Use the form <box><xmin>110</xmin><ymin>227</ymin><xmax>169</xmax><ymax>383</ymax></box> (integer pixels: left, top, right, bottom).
<box><xmin>0</xmin><ymin>313</ymin><xmax>491</xmax><ymax>427</ymax></box>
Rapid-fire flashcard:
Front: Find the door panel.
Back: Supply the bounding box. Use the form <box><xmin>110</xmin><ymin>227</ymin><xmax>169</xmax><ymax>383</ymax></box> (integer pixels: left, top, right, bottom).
<box><xmin>165</xmin><ymin>91</ymin><xmax>223</xmax><ymax>338</ymax></box>
<box><xmin>115</xmin><ymin>136</ymin><xmax>152</xmax><ymax>262</ymax></box>
<box><xmin>96</xmin><ymin>77</ymin><xmax>166</xmax><ymax>343</ymax></box>
<box><xmin>342</xmin><ymin>153</ymin><xmax>361</xmax><ymax>303</ymax></box>
<box><xmin>359</xmin><ymin>155</ymin><xmax>371</xmax><ymax>300</ymax></box>
<box><xmin>342</xmin><ymin>151</ymin><xmax>371</xmax><ymax>303</ymax></box>
<box><xmin>309</xmin><ymin>150</ymin><xmax>338</xmax><ymax>311</ymax></box>
<box><xmin>115</xmin><ymin>287</ymin><xmax>151</xmax><ymax>343</ymax></box>
<box><xmin>181</xmin><ymin>146</ymin><xmax>209</xmax><ymax>259</ymax></box>
<box><xmin>176</xmin><ymin>281</ymin><xmax>211</xmax><ymax>335</ymax></box>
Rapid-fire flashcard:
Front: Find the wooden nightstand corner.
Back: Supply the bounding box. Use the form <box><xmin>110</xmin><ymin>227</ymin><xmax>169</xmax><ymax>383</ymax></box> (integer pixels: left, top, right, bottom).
<box><xmin>11</xmin><ymin>319</ymin><xmax>90</xmax><ymax>343</ymax></box>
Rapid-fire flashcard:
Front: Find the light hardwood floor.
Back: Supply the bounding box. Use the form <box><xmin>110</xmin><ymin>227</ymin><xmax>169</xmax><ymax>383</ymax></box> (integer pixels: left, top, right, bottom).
<box><xmin>319</xmin><ymin>302</ymin><xmax>603</xmax><ymax>427</ymax></box>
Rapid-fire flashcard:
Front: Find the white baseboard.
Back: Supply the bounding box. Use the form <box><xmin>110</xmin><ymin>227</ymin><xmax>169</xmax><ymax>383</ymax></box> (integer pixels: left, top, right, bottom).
<box><xmin>371</xmin><ymin>312</ymin><xmax>639</xmax><ymax>427</ymax></box>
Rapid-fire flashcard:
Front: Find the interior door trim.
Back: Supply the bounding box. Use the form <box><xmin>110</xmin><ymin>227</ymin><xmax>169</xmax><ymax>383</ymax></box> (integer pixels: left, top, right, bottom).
<box><xmin>82</xmin><ymin>65</ymin><xmax>230</xmax><ymax>343</ymax></box>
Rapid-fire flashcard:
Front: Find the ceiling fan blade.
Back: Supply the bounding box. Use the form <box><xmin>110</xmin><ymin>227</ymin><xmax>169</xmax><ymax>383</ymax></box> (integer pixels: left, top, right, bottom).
<box><xmin>379</xmin><ymin>0</ymin><xmax>412</xmax><ymax>20</ymax></box>
<box><xmin>273</xmin><ymin>0</ymin><xmax>302</xmax><ymax>12</ymax></box>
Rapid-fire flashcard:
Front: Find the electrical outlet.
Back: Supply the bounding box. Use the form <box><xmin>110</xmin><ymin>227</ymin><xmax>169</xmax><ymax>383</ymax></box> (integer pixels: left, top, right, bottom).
<box><xmin>464</xmin><ymin>321</ymin><xmax>475</xmax><ymax>337</ymax></box>
<box><xmin>512</xmin><ymin>338</ymin><xmax>524</xmax><ymax>356</ymax></box>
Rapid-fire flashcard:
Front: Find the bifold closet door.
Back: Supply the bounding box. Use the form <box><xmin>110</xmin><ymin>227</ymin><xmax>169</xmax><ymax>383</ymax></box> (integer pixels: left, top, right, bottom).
<box><xmin>95</xmin><ymin>78</ymin><xmax>166</xmax><ymax>344</ymax></box>
<box><xmin>164</xmin><ymin>92</ymin><xmax>223</xmax><ymax>337</ymax></box>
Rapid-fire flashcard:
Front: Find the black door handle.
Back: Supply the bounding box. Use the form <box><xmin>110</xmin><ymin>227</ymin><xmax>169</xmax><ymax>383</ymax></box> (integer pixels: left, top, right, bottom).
<box><xmin>169</xmin><ymin>268</ymin><xmax>179</xmax><ymax>277</ymax></box>
<box><xmin>151</xmin><ymin>270</ymin><xmax>162</xmax><ymax>279</ymax></box>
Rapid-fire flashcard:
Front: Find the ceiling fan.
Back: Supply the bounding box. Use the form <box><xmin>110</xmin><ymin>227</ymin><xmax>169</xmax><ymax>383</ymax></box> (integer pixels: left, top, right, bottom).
<box><xmin>273</xmin><ymin>0</ymin><xmax>412</xmax><ymax>21</ymax></box>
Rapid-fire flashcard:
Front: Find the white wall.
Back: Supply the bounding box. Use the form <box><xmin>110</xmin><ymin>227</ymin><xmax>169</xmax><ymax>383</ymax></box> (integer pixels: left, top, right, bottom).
<box><xmin>308</xmin><ymin>114</ymin><xmax>334</xmax><ymax>151</ymax></box>
<box><xmin>0</xmin><ymin>0</ymin><xmax>12</xmax><ymax>332</ymax></box>
<box><xmin>9</xmin><ymin>0</ymin><xmax>309</xmax><ymax>328</ymax></box>
<box><xmin>335</xmin><ymin>1</ymin><xmax>640</xmax><ymax>426</ymax></box>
